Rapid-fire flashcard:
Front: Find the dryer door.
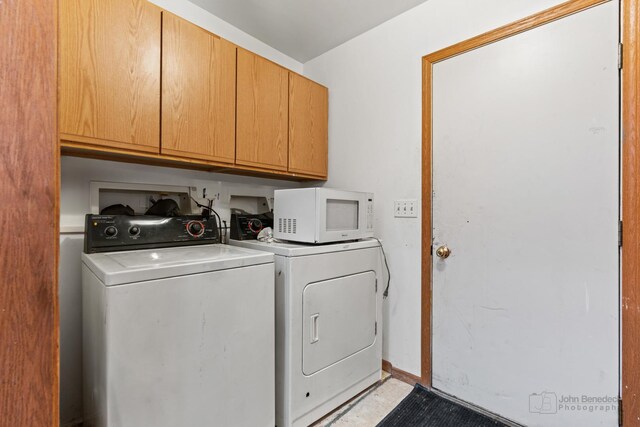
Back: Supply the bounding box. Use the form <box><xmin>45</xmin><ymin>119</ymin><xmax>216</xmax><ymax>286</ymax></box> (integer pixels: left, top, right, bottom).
<box><xmin>302</xmin><ymin>271</ymin><xmax>377</xmax><ymax>375</ymax></box>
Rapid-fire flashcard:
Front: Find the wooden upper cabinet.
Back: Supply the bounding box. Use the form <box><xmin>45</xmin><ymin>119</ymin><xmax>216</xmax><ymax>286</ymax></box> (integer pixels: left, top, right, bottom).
<box><xmin>162</xmin><ymin>13</ymin><xmax>236</xmax><ymax>163</ymax></box>
<box><xmin>59</xmin><ymin>0</ymin><xmax>161</xmax><ymax>152</ymax></box>
<box><xmin>288</xmin><ymin>73</ymin><xmax>328</xmax><ymax>178</ymax></box>
<box><xmin>58</xmin><ymin>1</ymin><xmax>328</xmax><ymax>180</ymax></box>
<box><xmin>236</xmin><ymin>49</ymin><xmax>289</xmax><ymax>171</ymax></box>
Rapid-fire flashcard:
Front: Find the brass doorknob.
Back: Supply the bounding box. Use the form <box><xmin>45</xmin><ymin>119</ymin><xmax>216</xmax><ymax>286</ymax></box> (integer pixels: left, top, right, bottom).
<box><xmin>436</xmin><ymin>245</ymin><xmax>451</xmax><ymax>259</ymax></box>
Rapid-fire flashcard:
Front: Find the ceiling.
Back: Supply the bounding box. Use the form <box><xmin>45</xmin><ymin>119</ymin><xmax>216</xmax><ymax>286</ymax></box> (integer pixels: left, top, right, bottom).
<box><xmin>189</xmin><ymin>0</ymin><xmax>430</xmax><ymax>63</ymax></box>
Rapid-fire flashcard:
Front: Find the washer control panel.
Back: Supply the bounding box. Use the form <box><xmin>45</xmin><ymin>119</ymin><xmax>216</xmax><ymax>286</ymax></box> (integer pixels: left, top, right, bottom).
<box><xmin>84</xmin><ymin>214</ymin><xmax>220</xmax><ymax>253</ymax></box>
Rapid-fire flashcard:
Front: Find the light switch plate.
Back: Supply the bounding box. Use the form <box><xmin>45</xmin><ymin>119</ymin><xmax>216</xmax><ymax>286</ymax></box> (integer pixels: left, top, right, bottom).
<box><xmin>394</xmin><ymin>199</ymin><xmax>418</xmax><ymax>218</ymax></box>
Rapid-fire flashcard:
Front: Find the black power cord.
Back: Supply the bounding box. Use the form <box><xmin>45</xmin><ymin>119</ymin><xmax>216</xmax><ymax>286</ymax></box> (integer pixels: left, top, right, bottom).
<box><xmin>372</xmin><ymin>237</ymin><xmax>391</xmax><ymax>299</ymax></box>
<box><xmin>190</xmin><ymin>194</ymin><xmax>223</xmax><ymax>242</ymax></box>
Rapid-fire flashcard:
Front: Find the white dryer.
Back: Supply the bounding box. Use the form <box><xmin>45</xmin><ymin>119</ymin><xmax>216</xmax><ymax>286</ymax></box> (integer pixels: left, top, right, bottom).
<box><xmin>230</xmin><ymin>239</ymin><xmax>383</xmax><ymax>427</ymax></box>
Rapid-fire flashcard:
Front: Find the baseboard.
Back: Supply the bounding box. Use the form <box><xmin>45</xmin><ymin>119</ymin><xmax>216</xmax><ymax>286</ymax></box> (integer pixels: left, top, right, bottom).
<box><xmin>381</xmin><ymin>359</ymin><xmax>422</xmax><ymax>386</ymax></box>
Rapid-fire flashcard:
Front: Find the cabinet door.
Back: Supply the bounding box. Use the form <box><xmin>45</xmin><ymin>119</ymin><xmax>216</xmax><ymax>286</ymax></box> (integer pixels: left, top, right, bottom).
<box><xmin>162</xmin><ymin>13</ymin><xmax>236</xmax><ymax>163</ymax></box>
<box><xmin>59</xmin><ymin>0</ymin><xmax>161</xmax><ymax>152</ymax></box>
<box><xmin>289</xmin><ymin>74</ymin><xmax>328</xmax><ymax>178</ymax></box>
<box><xmin>236</xmin><ymin>49</ymin><xmax>289</xmax><ymax>171</ymax></box>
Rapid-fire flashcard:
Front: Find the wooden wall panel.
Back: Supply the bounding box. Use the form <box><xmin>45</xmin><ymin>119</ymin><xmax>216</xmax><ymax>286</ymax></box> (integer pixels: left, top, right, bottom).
<box><xmin>288</xmin><ymin>73</ymin><xmax>328</xmax><ymax>178</ymax></box>
<box><xmin>0</xmin><ymin>0</ymin><xmax>59</xmax><ymax>425</ymax></box>
<box><xmin>622</xmin><ymin>0</ymin><xmax>640</xmax><ymax>424</ymax></box>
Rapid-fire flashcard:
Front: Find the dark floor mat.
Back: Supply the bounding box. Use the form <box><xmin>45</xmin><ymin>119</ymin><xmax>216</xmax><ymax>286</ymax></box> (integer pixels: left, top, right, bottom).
<box><xmin>377</xmin><ymin>384</ymin><xmax>508</xmax><ymax>427</ymax></box>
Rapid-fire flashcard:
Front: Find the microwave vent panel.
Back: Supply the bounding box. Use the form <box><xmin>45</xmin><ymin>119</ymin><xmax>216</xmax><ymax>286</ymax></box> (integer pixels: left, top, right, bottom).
<box><xmin>278</xmin><ymin>218</ymin><xmax>297</xmax><ymax>235</ymax></box>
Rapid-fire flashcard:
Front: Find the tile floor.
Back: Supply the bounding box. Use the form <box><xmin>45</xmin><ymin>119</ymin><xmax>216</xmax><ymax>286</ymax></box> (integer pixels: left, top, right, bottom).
<box><xmin>312</xmin><ymin>373</ymin><xmax>414</xmax><ymax>427</ymax></box>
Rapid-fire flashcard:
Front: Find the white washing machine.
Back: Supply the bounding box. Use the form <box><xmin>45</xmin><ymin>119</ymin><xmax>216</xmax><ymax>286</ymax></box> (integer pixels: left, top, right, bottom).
<box><xmin>230</xmin><ymin>238</ymin><xmax>383</xmax><ymax>427</ymax></box>
<box><xmin>82</xmin><ymin>214</ymin><xmax>276</xmax><ymax>427</ymax></box>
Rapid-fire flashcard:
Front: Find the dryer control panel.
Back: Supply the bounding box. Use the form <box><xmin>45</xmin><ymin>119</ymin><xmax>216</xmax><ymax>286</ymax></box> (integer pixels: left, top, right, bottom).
<box><xmin>84</xmin><ymin>214</ymin><xmax>220</xmax><ymax>253</ymax></box>
<box><xmin>230</xmin><ymin>213</ymin><xmax>274</xmax><ymax>241</ymax></box>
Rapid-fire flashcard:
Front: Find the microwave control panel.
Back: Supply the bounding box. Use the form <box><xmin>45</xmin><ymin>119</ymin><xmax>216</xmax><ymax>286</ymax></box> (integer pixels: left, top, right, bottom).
<box><xmin>366</xmin><ymin>196</ymin><xmax>374</xmax><ymax>230</ymax></box>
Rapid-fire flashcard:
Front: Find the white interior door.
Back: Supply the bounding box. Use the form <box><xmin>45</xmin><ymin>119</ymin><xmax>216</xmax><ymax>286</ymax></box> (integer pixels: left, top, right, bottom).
<box><xmin>431</xmin><ymin>3</ymin><xmax>619</xmax><ymax>426</ymax></box>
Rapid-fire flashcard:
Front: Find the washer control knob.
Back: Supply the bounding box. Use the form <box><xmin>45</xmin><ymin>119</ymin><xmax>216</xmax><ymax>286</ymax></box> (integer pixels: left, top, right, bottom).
<box><xmin>248</xmin><ymin>218</ymin><xmax>263</xmax><ymax>234</ymax></box>
<box><xmin>105</xmin><ymin>226</ymin><xmax>118</xmax><ymax>237</ymax></box>
<box><xmin>187</xmin><ymin>221</ymin><xmax>204</xmax><ymax>237</ymax></box>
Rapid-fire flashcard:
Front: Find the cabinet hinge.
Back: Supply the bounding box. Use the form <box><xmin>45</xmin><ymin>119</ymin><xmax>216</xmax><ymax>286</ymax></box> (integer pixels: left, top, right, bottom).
<box><xmin>619</xmin><ymin>220</ymin><xmax>623</xmax><ymax>248</ymax></box>
<box><xmin>619</xmin><ymin>43</ymin><xmax>624</xmax><ymax>70</ymax></box>
<box><xmin>375</xmin><ymin>322</ymin><xmax>378</xmax><ymax>335</ymax></box>
<box><xmin>619</xmin><ymin>398</ymin><xmax>623</xmax><ymax>426</ymax></box>
<box><xmin>430</xmin><ymin>245</ymin><xmax>433</xmax><ymax>256</ymax></box>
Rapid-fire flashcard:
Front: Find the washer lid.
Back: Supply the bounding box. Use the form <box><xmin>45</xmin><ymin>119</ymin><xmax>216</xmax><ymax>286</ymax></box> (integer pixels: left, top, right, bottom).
<box><xmin>229</xmin><ymin>238</ymin><xmax>380</xmax><ymax>257</ymax></box>
<box><xmin>82</xmin><ymin>244</ymin><xmax>274</xmax><ymax>286</ymax></box>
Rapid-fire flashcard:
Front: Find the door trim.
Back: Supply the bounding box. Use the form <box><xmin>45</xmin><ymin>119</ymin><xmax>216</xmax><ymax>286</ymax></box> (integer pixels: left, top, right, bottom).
<box><xmin>622</xmin><ymin>0</ymin><xmax>640</xmax><ymax>424</ymax></box>
<box><xmin>421</xmin><ymin>0</ymin><xmax>614</xmax><ymax>389</ymax></box>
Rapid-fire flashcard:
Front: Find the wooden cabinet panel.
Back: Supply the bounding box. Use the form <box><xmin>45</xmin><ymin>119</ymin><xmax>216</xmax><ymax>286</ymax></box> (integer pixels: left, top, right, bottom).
<box><xmin>58</xmin><ymin>2</ymin><xmax>328</xmax><ymax>181</ymax></box>
<box><xmin>59</xmin><ymin>0</ymin><xmax>161</xmax><ymax>152</ymax></box>
<box><xmin>162</xmin><ymin>13</ymin><xmax>236</xmax><ymax>163</ymax></box>
<box><xmin>236</xmin><ymin>49</ymin><xmax>289</xmax><ymax>171</ymax></box>
<box><xmin>1</xmin><ymin>0</ymin><xmax>59</xmax><ymax>424</ymax></box>
<box><xmin>288</xmin><ymin>73</ymin><xmax>328</xmax><ymax>178</ymax></box>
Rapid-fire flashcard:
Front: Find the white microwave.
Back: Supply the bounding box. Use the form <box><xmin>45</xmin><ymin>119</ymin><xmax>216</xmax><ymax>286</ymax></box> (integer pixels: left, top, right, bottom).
<box><xmin>274</xmin><ymin>188</ymin><xmax>374</xmax><ymax>244</ymax></box>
